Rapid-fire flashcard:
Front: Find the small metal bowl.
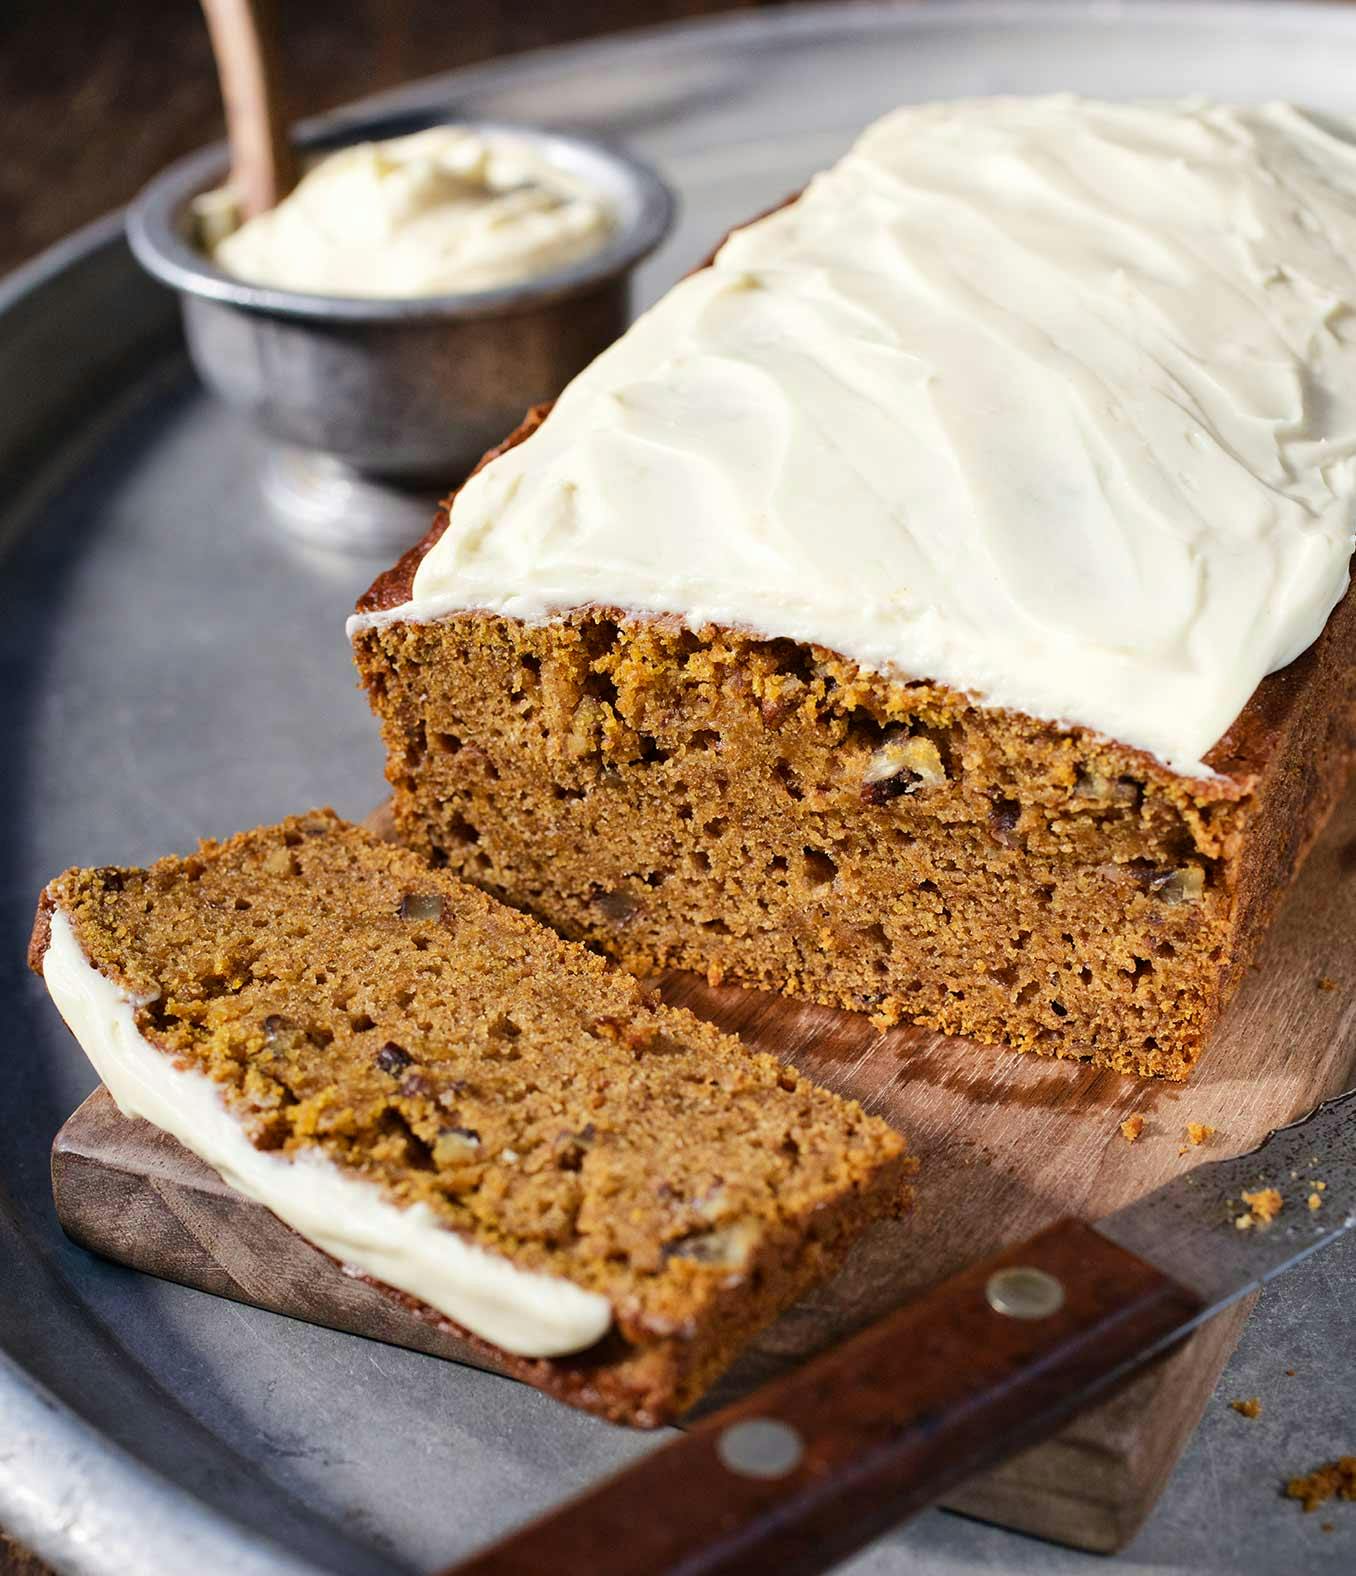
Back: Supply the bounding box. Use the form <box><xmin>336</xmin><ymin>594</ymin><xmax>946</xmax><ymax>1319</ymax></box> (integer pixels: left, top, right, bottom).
<box><xmin>127</xmin><ymin>109</ymin><xmax>674</xmax><ymax>550</ymax></box>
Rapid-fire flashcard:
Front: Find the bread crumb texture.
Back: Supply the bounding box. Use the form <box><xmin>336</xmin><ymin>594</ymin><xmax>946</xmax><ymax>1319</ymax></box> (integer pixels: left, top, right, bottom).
<box><xmin>1230</xmin><ymin>1397</ymin><xmax>1262</xmax><ymax>1419</ymax></box>
<box><xmin>352</xmin><ymin>607</ymin><xmax>1356</xmax><ymax>1083</ymax></box>
<box><xmin>1120</xmin><ymin>1115</ymin><xmax>1145</xmax><ymax>1143</ymax></box>
<box><xmin>40</xmin><ymin>810</ymin><xmax>911</xmax><ymax>1422</ymax></box>
<box><xmin>1235</xmin><ymin>1187</ymin><xmax>1283</xmax><ymax>1229</ymax></box>
<box><xmin>1186</xmin><ymin>1122</ymin><xmax>1216</xmax><ymax>1146</ymax></box>
<box><xmin>1286</xmin><ymin>1457</ymin><xmax>1356</xmax><ymax>1514</ymax></box>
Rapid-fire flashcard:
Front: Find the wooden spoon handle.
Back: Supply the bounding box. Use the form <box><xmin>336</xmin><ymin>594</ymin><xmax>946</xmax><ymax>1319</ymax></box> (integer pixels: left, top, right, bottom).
<box><xmin>199</xmin><ymin>0</ymin><xmax>298</xmax><ymax>217</ymax></box>
<box><xmin>445</xmin><ymin>1219</ymin><xmax>1202</xmax><ymax>1576</ymax></box>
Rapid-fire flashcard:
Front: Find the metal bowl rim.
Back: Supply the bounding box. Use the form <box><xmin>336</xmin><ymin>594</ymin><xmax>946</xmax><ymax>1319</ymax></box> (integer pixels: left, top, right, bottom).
<box><xmin>125</xmin><ymin>111</ymin><xmax>676</xmax><ymax>324</ymax></box>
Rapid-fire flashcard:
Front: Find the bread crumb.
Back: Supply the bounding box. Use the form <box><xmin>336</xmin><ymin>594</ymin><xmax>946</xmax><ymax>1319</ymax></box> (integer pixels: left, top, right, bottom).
<box><xmin>1286</xmin><ymin>1457</ymin><xmax>1356</xmax><ymax>1513</ymax></box>
<box><xmin>1322</xmin><ymin>1521</ymin><xmax>1335</xmax><ymax>1533</ymax></box>
<box><xmin>1240</xmin><ymin>1186</ymin><xmax>1283</xmax><ymax>1225</ymax></box>
<box><xmin>1309</xmin><ymin>1192</ymin><xmax>1323</xmax><ymax>1212</ymax></box>
<box><xmin>1235</xmin><ymin>1213</ymin><xmax>1254</xmax><ymax>1230</ymax></box>
<box><xmin>1315</xmin><ymin>1180</ymin><xmax>1327</xmax><ymax>1191</ymax></box>
<box><xmin>1120</xmin><ymin>1114</ymin><xmax>1145</xmax><ymax>1143</ymax></box>
<box><xmin>1231</xmin><ymin>1397</ymin><xmax>1262</xmax><ymax>1419</ymax></box>
<box><xmin>1186</xmin><ymin>1122</ymin><xmax>1215</xmax><ymax>1146</ymax></box>
<box><xmin>1286</xmin><ymin>1368</ymin><xmax>1298</xmax><ymax>1377</ymax></box>
<box><xmin>1318</xmin><ymin>976</ymin><xmax>1338</xmax><ymax>991</ymax></box>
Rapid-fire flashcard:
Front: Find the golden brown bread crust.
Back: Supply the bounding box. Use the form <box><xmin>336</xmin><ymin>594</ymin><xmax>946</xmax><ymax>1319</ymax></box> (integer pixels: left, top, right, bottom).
<box><xmin>356</xmin><ymin>405</ymin><xmax>553</xmax><ymax>620</ymax></box>
<box><xmin>1212</xmin><ymin>588</ymin><xmax>1356</xmax><ymax>1010</ymax></box>
<box><xmin>351</xmin><ymin>400</ymin><xmax>1356</xmax><ymax>1078</ymax></box>
<box><xmin>27</xmin><ymin>889</ymin><xmax>53</xmax><ymax>976</ymax></box>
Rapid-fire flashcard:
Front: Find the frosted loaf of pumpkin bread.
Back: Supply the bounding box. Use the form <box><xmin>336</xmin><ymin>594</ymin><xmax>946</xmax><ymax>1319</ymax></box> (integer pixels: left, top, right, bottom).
<box><xmin>351</xmin><ymin>97</ymin><xmax>1356</xmax><ymax>1079</ymax></box>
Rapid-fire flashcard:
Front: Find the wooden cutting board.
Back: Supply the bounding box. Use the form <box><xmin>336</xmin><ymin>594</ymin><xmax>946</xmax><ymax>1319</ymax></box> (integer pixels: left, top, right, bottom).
<box><xmin>50</xmin><ymin>790</ymin><xmax>1356</xmax><ymax>1554</ymax></box>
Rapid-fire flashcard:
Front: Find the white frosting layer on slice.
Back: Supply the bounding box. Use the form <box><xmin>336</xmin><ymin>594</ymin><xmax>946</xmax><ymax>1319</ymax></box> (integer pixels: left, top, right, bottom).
<box><xmin>390</xmin><ymin>96</ymin><xmax>1356</xmax><ymax>777</ymax></box>
<box><xmin>42</xmin><ymin>906</ymin><xmax>613</xmax><ymax>1359</ymax></box>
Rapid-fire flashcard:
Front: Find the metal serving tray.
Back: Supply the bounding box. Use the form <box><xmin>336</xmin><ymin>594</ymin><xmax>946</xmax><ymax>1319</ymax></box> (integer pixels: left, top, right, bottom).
<box><xmin>2</xmin><ymin>4</ymin><xmax>1353</xmax><ymax>1572</ymax></box>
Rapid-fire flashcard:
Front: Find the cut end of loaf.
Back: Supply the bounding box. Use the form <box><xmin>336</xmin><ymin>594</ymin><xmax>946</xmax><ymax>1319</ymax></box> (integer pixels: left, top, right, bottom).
<box><xmin>352</xmin><ymin>600</ymin><xmax>1356</xmax><ymax>1081</ymax></box>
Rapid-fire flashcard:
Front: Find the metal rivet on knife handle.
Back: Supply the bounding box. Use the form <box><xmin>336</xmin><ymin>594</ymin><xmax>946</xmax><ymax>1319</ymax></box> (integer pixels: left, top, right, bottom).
<box><xmin>985</xmin><ymin>1266</ymin><xmax>1066</xmax><ymax>1319</ymax></box>
<box><xmin>716</xmin><ymin>1418</ymin><xmax>805</xmax><ymax>1479</ymax></box>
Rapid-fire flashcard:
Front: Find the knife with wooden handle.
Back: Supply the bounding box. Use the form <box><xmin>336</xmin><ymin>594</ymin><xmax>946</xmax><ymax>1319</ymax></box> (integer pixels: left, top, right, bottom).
<box><xmin>446</xmin><ymin>1087</ymin><xmax>1354</xmax><ymax>1576</ymax></box>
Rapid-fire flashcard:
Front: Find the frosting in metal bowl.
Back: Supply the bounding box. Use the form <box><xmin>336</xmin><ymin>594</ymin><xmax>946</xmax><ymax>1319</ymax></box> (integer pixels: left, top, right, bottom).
<box><xmin>203</xmin><ymin>126</ymin><xmax>615</xmax><ymax>298</ymax></box>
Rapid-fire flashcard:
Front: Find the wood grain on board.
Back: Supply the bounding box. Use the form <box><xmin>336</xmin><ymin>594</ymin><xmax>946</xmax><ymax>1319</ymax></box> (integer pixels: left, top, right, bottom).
<box><xmin>51</xmin><ymin>785</ymin><xmax>1356</xmax><ymax>1553</ymax></box>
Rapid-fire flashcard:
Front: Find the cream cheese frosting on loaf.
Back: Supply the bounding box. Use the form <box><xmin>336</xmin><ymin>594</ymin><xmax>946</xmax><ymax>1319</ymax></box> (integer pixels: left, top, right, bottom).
<box><xmin>382</xmin><ymin>96</ymin><xmax>1356</xmax><ymax>776</ymax></box>
<box><xmin>41</xmin><ymin>905</ymin><xmax>613</xmax><ymax>1358</ymax></box>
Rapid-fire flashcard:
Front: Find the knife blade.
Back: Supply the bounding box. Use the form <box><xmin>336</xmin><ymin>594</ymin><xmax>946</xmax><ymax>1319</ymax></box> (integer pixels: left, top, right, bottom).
<box><xmin>444</xmin><ymin>1086</ymin><xmax>1354</xmax><ymax>1576</ymax></box>
<box><xmin>1099</xmin><ymin>1085</ymin><xmax>1354</xmax><ymax>1314</ymax></box>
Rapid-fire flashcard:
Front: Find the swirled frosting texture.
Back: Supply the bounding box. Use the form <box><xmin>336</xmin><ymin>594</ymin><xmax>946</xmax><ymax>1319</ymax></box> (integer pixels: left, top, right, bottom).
<box><xmin>208</xmin><ymin>127</ymin><xmax>613</xmax><ymax>297</ymax></box>
<box><xmin>408</xmin><ymin>97</ymin><xmax>1356</xmax><ymax>774</ymax></box>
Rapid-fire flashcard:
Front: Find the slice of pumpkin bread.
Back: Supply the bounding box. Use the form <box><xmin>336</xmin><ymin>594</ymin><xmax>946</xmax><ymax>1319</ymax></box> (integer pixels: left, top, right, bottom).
<box><xmin>30</xmin><ymin>809</ymin><xmax>910</xmax><ymax>1426</ymax></box>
